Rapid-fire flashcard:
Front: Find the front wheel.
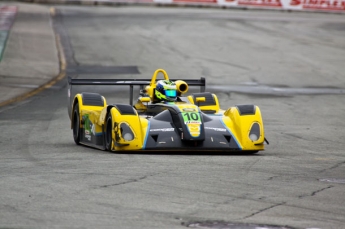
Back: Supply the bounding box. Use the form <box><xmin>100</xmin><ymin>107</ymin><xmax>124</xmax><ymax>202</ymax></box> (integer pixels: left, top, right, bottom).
<box><xmin>245</xmin><ymin>151</ymin><xmax>259</xmax><ymax>155</ymax></box>
<box><xmin>105</xmin><ymin>112</ymin><xmax>113</xmax><ymax>151</ymax></box>
<box><xmin>73</xmin><ymin>103</ymin><xmax>81</xmax><ymax>145</ymax></box>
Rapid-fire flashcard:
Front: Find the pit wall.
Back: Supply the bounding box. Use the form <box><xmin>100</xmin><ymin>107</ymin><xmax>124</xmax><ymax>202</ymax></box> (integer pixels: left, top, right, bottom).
<box><xmin>0</xmin><ymin>6</ymin><xmax>17</xmax><ymax>61</ymax></box>
<box><xmin>84</xmin><ymin>0</ymin><xmax>345</xmax><ymax>12</ymax></box>
<box><xmin>15</xmin><ymin>0</ymin><xmax>345</xmax><ymax>13</ymax></box>
<box><xmin>156</xmin><ymin>0</ymin><xmax>345</xmax><ymax>12</ymax></box>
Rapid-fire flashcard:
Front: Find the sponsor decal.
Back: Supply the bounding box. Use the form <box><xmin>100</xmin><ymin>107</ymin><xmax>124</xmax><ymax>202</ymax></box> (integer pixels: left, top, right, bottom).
<box><xmin>173</xmin><ymin>0</ymin><xmax>217</xmax><ymax>2</ymax></box>
<box><xmin>150</xmin><ymin>128</ymin><xmax>175</xmax><ymax>132</ymax></box>
<box><xmin>289</xmin><ymin>0</ymin><xmax>345</xmax><ymax>10</ymax></box>
<box><xmin>188</xmin><ymin>125</ymin><xmax>200</xmax><ymax>131</ymax></box>
<box><xmin>154</xmin><ymin>0</ymin><xmax>173</xmax><ymax>3</ymax></box>
<box><xmin>227</xmin><ymin>0</ymin><xmax>282</xmax><ymax>7</ymax></box>
<box><xmin>83</xmin><ymin>114</ymin><xmax>97</xmax><ymax>139</ymax></box>
<box><xmin>182</xmin><ymin>108</ymin><xmax>196</xmax><ymax>112</ymax></box>
<box><xmin>185</xmin><ymin>121</ymin><xmax>201</xmax><ymax>124</ymax></box>
<box><xmin>112</xmin><ymin>0</ymin><xmax>154</xmax><ymax>2</ymax></box>
<box><xmin>83</xmin><ymin>114</ymin><xmax>93</xmax><ymax>134</ymax></box>
<box><xmin>220</xmin><ymin>0</ymin><xmax>344</xmax><ymax>10</ymax></box>
<box><xmin>182</xmin><ymin>112</ymin><xmax>202</xmax><ymax>137</ymax></box>
<box><xmin>159</xmin><ymin>0</ymin><xmax>344</xmax><ymax>11</ymax></box>
<box><xmin>187</xmin><ymin>123</ymin><xmax>201</xmax><ymax>137</ymax></box>
<box><xmin>205</xmin><ymin>127</ymin><xmax>227</xmax><ymax>132</ymax></box>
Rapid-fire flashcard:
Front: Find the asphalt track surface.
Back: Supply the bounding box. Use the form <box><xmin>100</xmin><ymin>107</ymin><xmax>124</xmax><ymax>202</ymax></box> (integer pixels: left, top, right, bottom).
<box><xmin>1</xmin><ymin>5</ymin><xmax>345</xmax><ymax>229</ymax></box>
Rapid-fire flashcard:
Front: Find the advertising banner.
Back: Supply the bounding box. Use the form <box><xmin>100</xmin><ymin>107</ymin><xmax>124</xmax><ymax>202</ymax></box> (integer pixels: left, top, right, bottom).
<box><xmin>284</xmin><ymin>0</ymin><xmax>345</xmax><ymax>11</ymax></box>
<box><xmin>225</xmin><ymin>0</ymin><xmax>282</xmax><ymax>7</ymax></box>
<box><xmin>173</xmin><ymin>0</ymin><xmax>217</xmax><ymax>3</ymax></box>
<box><xmin>167</xmin><ymin>0</ymin><xmax>345</xmax><ymax>11</ymax></box>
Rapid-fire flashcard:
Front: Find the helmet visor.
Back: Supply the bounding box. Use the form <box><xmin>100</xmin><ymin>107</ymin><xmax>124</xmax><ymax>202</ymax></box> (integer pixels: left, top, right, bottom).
<box><xmin>165</xmin><ymin>89</ymin><xmax>177</xmax><ymax>98</ymax></box>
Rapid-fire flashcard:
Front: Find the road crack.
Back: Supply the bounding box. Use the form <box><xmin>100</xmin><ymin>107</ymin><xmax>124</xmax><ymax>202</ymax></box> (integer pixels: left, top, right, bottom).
<box><xmin>242</xmin><ymin>202</ymin><xmax>286</xmax><ymax>219</ymax></box>
<box><xmin>319</xmin><ymin>160</ymin><xmax>345</xmax><ymax>173</ymax></box>
<box><xmin>96</xmin><ymin>172</ymin><xmax>162</xmax><ymax>189</ymax></box>
<box><xmin>298</xmin><ymin>185</ymin><xmax>333</xmax><ymax>199</ymax></box>
<box><xmin>98</xmin><ymin>175</ymin><xmax>148</xmax><ymax>188</ymax></box>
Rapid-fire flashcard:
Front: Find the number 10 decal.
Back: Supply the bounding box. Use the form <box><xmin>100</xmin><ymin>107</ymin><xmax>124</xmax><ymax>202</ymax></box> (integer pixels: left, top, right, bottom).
<box><xmin>182</xmin><ymin>112</ymin><xmax>201</xmax><ymax>124</ymax></box>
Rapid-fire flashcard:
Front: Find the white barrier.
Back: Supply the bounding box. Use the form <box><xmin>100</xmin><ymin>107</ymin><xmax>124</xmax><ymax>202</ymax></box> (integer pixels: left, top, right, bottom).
<box><xmin>18</xmin><ymin>0</ymin><xmax>345</xmax><ymax>12</ymax></box>
<box><xmin>156</xmin><ymin>0</ymin><xmax>345</xmax><ymax>12</ymax></box>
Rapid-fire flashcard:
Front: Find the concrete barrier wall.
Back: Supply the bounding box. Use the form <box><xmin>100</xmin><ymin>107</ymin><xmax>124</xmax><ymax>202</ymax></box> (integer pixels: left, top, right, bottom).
<box><xmin>0</xmin><ymin>6</ymin><xmax>17</xmax><ymax>61</ymax></box>
<box><xmin>157</xmin><ymin>0</ymin><xmax>345</xmax><ymax>12</ymax></box>
<box><xmin>12</xmin><ymin>0</ymin><xmax>345</xmax><ymax>13</ymax></box>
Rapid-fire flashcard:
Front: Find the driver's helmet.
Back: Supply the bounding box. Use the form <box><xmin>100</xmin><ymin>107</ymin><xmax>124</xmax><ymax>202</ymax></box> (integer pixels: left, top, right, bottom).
<box><xmin>155</xmin><ymin>80</ymin><xmax>177</xmax><ymax>102</ymax></box>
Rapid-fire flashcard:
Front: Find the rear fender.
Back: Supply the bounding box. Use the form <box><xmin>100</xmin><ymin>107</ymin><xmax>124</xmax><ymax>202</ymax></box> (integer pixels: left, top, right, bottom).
<box><xmin>223</xmin><ymin>105</ymin><xmax>265</xmax><ymax>150</ymax></box>
<box><xmin>71</xmin><ymin>94</ymin><xmax>82</xmax><ymax>129</ymax></box>
<box><xmin>71</xmin><ymin>93</ymin><xmax>107</xmax><ymax>130</ymax></box>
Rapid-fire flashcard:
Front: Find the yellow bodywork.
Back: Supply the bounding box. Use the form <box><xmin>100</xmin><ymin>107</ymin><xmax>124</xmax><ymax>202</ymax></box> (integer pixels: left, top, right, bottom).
<box><xmin>72</xmin><ymin>94</ymin><xmax>106</xmax><ymax>134</ymax></box>
<box><xmin>72</xmin><ymin>93</ymin><xmax>150</xmax><ymax>151</ymax></box>
<box><xmin>187</xmin><ymin>94</ymin><xmax>220</xmax><ymax>114</ymax></box>
<box><xmin>223</xmin><ymin>106</ymin><xmax>265</xmax><ymax>151</ymax></box>
<box><xmin>106</xmin><ymin>107</ymin><xmax>149</xmax><ymax>151</ymax></box>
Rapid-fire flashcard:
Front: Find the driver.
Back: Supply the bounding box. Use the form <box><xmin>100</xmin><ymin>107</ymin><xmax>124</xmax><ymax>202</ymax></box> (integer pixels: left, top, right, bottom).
<box><xmin>155</xmin><ymin>80</ymin><xmax>177</xmax><ymax>103</ymax></box>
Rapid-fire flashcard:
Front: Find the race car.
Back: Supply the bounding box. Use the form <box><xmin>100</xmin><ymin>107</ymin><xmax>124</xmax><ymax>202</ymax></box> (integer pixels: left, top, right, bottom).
<box><xmin>67</xmin><ymin>69</ymin><xmax>268</xmax><ymax>153</ymax></box>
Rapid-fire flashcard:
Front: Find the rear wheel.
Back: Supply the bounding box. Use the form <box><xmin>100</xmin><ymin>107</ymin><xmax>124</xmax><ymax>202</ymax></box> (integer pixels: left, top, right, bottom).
<box><xmin>105</xmin><ymin>112</ymin><xmax>113</xmax><ymax>151</ymax></box>
<box><xmin>73</xmin><ymin>103</ymin><xmax>81</xmax><ymax>145</ymax></box>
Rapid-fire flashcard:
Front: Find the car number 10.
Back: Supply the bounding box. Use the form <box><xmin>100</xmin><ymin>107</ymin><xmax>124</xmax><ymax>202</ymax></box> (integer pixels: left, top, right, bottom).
<box><xmin>182</xmin><ymin>112</ymin><xmax>201</xmax><ymax>123</ymax></box>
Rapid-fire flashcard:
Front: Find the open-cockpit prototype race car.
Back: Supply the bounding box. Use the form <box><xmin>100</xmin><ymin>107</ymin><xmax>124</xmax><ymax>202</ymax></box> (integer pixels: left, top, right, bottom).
<box><xmin>68</xmin><ymin>69</ymin><xmax>268</xmax><ymax>153</ymax></box>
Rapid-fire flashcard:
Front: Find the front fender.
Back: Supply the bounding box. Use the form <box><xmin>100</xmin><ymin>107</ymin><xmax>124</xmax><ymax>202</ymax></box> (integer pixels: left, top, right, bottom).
<box><xmin>106</xmin><ymin>105</ymin><xmax>148</xmax><ymax>151</ymax></box>
<box><xmin>223</xmin><ymin>105</ymin><xmax>265</xmax><ymax>150</ymax></box>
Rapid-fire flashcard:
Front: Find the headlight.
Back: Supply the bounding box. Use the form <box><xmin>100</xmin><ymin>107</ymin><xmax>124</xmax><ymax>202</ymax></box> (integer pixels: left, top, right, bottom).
<box><xmin>249</xmin><ymin>133</ymin><xmax>258</xmax><ymax>141</ymax></box>
<box><xmin>123</xmin><ymin>132</ymin><xmax>134</xmax><ymax>141</ymax></box>
<box><xmin>120</xmin><ymin>123</ymin><xmax>134</xmax><ymax>141</ymax></box>
<box><xmin>249</xmin><ymin>123</ymin><xmax>260</xmax><ymax>142</ymax></box>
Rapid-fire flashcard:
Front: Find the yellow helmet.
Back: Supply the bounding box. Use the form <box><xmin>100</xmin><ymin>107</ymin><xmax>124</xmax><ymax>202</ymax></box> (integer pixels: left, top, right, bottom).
<box><xmin>155</xmin><ymin>80</ymin><xmax>177</xmax><ymax>102</ymax></box>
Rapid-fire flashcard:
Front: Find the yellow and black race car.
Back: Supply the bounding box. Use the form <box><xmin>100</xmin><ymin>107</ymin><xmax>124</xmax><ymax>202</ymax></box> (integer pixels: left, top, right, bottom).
<box><xmin>67</xmin><ymin>69</ymin><xmax>268</xmax><ymax>153</ymax></box>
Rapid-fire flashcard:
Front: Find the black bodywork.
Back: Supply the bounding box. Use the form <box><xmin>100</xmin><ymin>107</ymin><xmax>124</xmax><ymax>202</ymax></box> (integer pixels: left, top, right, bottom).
<box><xmin>141</xmin><ymin>104</ymin><xmax>241</xmax><ymax>151</ymax></box>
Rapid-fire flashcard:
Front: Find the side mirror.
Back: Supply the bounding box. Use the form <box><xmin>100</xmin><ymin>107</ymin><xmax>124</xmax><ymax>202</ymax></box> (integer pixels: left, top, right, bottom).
<box><xmin>140</xmin><ymin>97</ymin><xmax>151</xmax><ymax>103</ymax></box>
<box><xmin>195</xmin><ymin>97</ymin><xmax>206</xmax><ymax>103</ymax></box>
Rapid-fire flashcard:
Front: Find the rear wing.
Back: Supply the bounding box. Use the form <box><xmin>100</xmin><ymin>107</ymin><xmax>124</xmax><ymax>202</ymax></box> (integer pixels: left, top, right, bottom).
<box><xmin>67</xmin><ymin>76</ymin><xmax>206</xmax><ymax>106</ymax></box>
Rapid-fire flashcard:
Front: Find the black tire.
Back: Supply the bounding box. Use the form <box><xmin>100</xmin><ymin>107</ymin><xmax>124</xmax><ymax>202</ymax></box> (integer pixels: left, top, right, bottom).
<box><xmin>105</xmin><ymin>112</ymin><xmax>113</xmax><ymax>151</ymax></box>
<box><xmin>245</xmin><ymin>151</ymin><xmax>259</xmax><ymax>155</ymax></box>
<box><xmin>73</xmin><ymin>103</ymin><xmax>81</xmax><ymax>145</ymax></box>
